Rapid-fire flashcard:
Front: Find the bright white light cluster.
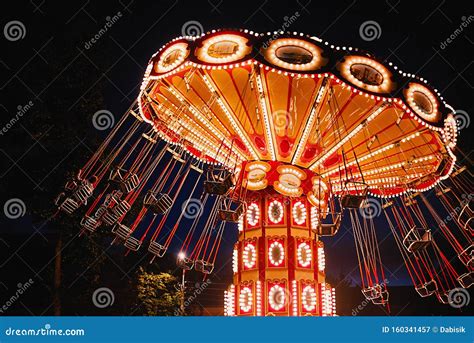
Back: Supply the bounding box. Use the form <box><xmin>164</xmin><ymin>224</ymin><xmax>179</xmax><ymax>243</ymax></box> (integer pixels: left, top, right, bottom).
<box><xmin>246</xmin><ymin>202</ymin><xmax>260</xmax><ymax>226</ymax></box>
<box><xmin>297</xmin><ymin>242</ymin><xmax>312</xmax><ymax>267</ymax></box>
<box><xmin>292</xmin><ymin>280</ymin><xmax>298</xmax><ymax>316</ymax></box>
<box><xmin>318</xmin><ymin>246</ymin><xmax>326</xmax><ymax>272</ymax></box>
<box><xmin>266</xmin><ymin>38</ymin><xmax>321</xmax><ymax>71</ymax></box>
<box><xmin>256</xmin><ymin>281</ymin><xmax>262</xmax><ymax>316</ymax></box>
<box><xmin>224</xmin><ymin>285</ymin><xmax>235</xmax><ymax>316</ymax></box>
<box><xmin>292</xmin><ymin>201</ymin><xmax>307</xmax><ymax>225</ymax></box>
<box><xmin>268</xmin><ymin>284</ymin><xmax>286</xmax><ymax>311</ymax></box>
<box><xmin>310</xmin><ymin>206</ymin><xmax>320</xmax><ymax>231</ymax></box>
<box><xmin>232</xmin><ymin>248</ymin><xmax>238</xmax><ymax>273</ymax></box>
<box><xmin>197</xmin><ymin>34</ymin><xmax>249</xmax><ymax>64</ymax></box>
<box><xmin>302</xmin><ymin>285</ymin><xmax>317</xmax><ymax>312</ymax></box>
<box><xmin>268</xmin><ymin>241</ymin><xmax>285</xmax><ymax>266</ymax></box>
<box><xmin>405</xmin><ymin>83</ymin><xmax>440</xmax><ymax>123</ymax></box>
<box><xmin>243</xmin><ymin>243</ymin><xmax>257</xmax><ymax>269</ymax></box>
<box><xmin>255</xmin><ymin>74</ymin><xmax>276</xmax><ymax>160</ymax></box>
<box><xmin>155</xmin><ymin>42</ymin><xmax>188</xmax><ymax>73</ymax></box>
<box><xmin>239</xmin><ymin>286</ymin><xmax>253</xmax><ymax>313</ymax></box>
<box><xmin>340</xmin><ymin>56</ymin><xmax>392</xmax><ymax>93</ymax></box>
<box><xmin>268</xmin><ymin>200</ymin><xmax>284</xmax><ymax>224</ymax></box>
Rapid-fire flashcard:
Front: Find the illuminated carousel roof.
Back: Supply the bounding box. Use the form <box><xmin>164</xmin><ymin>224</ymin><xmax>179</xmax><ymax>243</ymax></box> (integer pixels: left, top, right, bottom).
<box><xmin>137</xmin><ymin>29</ymin><xmax>458</xmax><ymax>197</ymax></box>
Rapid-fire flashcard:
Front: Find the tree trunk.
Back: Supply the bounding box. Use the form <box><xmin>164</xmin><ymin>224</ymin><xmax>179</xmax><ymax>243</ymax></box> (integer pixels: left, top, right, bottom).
<box><xmin>53</xmin><ymin>233</ymin><xmax>62</xmax><ymax>316</ymax></box>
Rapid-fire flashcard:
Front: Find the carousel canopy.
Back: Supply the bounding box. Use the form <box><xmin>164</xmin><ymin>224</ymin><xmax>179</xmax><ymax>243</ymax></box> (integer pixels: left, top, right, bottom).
<box><xmin>137</xmin><ymin>29</ymin><xmax>458</xmax><ymax>198</ymax></box>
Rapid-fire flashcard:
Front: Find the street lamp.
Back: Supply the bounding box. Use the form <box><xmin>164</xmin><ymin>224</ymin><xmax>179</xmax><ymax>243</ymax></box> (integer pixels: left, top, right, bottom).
<box><xmin>178</xmin><ymin>252</ymin><xmax>186</xmax><ymax>315</ymax></box>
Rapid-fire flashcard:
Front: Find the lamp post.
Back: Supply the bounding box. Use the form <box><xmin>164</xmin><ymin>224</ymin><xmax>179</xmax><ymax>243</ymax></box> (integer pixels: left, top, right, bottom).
<box><xmin>178</xmin><ymin>252</ymin><xmax>186</xmax><ymax>315</ymax></box>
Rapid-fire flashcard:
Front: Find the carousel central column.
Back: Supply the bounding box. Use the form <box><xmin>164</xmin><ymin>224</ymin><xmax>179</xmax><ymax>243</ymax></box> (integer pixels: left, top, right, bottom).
<box><xmin>224</xmin><ymin>161</ymin><xmax>336</xmax><ymax>316</ymax></box>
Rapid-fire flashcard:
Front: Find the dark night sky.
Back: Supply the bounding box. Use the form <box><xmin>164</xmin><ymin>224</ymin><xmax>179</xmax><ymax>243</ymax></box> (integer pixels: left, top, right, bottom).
<box><xmin>1</xmin><ymin>0</ymin><xmax>473</xmax><ymax>315</ymax></box>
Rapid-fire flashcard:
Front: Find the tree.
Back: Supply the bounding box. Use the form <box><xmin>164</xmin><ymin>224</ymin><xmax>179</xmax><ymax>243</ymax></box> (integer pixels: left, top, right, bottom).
<box><xmin>134</xmin><ymin>267</ymin><xmax>181</xmax><ymax>316</ymax></box>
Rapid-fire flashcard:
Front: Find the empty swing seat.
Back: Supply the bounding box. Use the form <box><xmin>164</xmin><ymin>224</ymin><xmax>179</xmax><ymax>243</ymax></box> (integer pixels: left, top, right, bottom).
<box><xmin>458</xmin><ymin>244</ymin><xmax>473</xmax><ymax>268</ymax></box>
<box><xmin>371</xmin><ymin>290</ymin><xmax>389</xmax><ymax>305</ymax></box>
<box><xmin>218</xmin><ymin>200</ymin><xmax>245</xmax><ymax>223</ymax></box>
<box><xmin>194</xmin><ymin>260</ymin><xmax>214</xmax><ymax>274</ymax></box>
<box><xmin>457</xmin><ymin>271</ymin><xmax>473</xmax><ymax>288</ymax></box>
<box><xmin>177</xmin><ymin>256</ymin><xmax>195</xmax><ymax>270</ymax></box>
<box><xmin>124</xmin><ymin>236</ymin><xmax>142</xmax><ymax>251</ymax></box>
<box><xmin>312</xmin><ymin>214</ymin><xmax>342</xmax><ymax>237</ymax></box>
<box><xmin>457</xmin><ymin>203</ymin><xmax>473</xmax><ymax>232</ymax></box>
<box><xmin>143</xmin><ymin>191</ymin><xmax>173</xmax><ymax>214</ymax></box>
<box><xmin>436</xmin><ymin>291</ymin><xmax>451</xmax><ymax>305</ymax></box>
<box><xmin>111</xmin><ymin>223</ymin><xmax>131</xmax><ymax>241</ymax></box>
<box><xmin>102</xmin><ymin>200</ymin><xmax>131</xmax><ymax>226</ymax></box>
<box><xmin>403</xmin><ymin>227</ymin><xmax>432</xmax><ymax>253</ymax></box>
<box><xmin>204</xmin><ymin>170</ymin><xmax>235</xmax><ymax>195</ymax></box>
<box><xmin>148</xmin><ymin>241</ymin><xmax>167</xmax><ymax>258</ymax></box>
<box><xmin>361</xmin><ymin>284</ymin><xmax>383</xmax><ymax>301</ymax></box>
<box><xmin>415</xmin><ymin>280</ymin><xmax>437</xmax><ymax>297</ymax></box>
<box><xmin>341</xmin><ymin>182</ymin><xmax>368</xmax><ymax>208</ymax></box>
<box><xmin>108</xmin><ymin>167</ymin><xmax>140</xmax><ymax>194</ymax></box>
<box><xmin>80</xmin><ymin>215</ymin><xmax>101</xmax><ymax>233</ymax></box>
<box><xmin>72</xmin><ymin>181</ymin><xmax>94</xmax><ymax>204</ymax></box>
<box><xmin>55</xmin><ymin>194</ymin><xmax>80</xmax><ymax>214</ymax></box>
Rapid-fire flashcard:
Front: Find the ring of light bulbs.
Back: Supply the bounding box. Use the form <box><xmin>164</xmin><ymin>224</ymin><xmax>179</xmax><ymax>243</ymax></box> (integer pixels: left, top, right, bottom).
<box><xmin>297</xmin><ymin>242</ymin><xmax>312</xmax><ymax>267</ymax></box>
<box><xmin>268</xmin><ymin>241</ymin><xmax>285</xmax><ymax>266</ymax></box>
<box><xmin>246</xmin><ymin>202</ymin><xmax>260</xmax><ymax>226</ymax></box>
<box><xmin>292</xmin><ymin>201</ymin><xmax>307</xmax><ymax>225</ymax></box>
<box><xmin>239</xmin><ymin>286</ymin><xmax>253</xmax><ymax>312</ymax></box>
<box><xmin>243</xmin><ymin>243</ymin><xmax>257</xmax><ymax>269</ymax></box>
<box><xmin>301</xmin><ymin>285</ymin><xmax>317</xmax><ymax>311</ymax></box>
<box><xmin>268</xmin><ymin>200</ymin><xmax>284</xmax><ymax>224</ymax></box>
<box><xmin>268</xmin><ymin>284</ymin><xmax>286</xmax><ymax>311</ymax></box>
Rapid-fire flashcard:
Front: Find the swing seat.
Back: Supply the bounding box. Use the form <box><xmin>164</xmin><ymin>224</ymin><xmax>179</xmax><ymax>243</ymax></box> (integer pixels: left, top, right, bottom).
<box><xmin>72</xmin><ymin>181</ymin><xmax>94</xmax><ymax>204</ymax></box>
<box><xmin>402</xmin><ymin>226</ymin><xmax>432</xmax><ymax>253</ymax></box>
<box><xmin>457</xmin><ymin>271</ymin><xmax>473</xmax><ymax>288</ymax></box>
<box><xmin>218</xmin><ymin>200</ymin><xmax>245</xmax><ymax>223</ymax></box>
<box><xmin>415</xmin><ymin>280</ymin><xmax>437</xmax><ymax>297</ymax></box>
<box><xmin>111</xmin><ymin>223</ymin><xmax>131</xmax><ymax>241</ymax></box>
<box><xmin>458</xmin><ymin>244</ymin><xmax>473</xmax><ymax>268</ymax></box>
<box><xmin>195</xmin><ymin>260</ymin><xmax>214</xmax><ymax>274</ymax></box>
<box><xmin>56</xmin><ymin>196</ymin><xmax>80</xmax><ymax>214</ymax></box>
<box><xmin>457</xmin><ymin>202</ymin><xmax>473</xmax><ymax>232</ymax></box>
<box><xmin>361</xmin><ymin>284</ymin><xmax>383</xmax><ymax>301</ymax></box>
<box><xmin>64</xmin><ymin>179</ymin><xmax>78</xmax><ymax>191</ymax></box>
<box><xmin>109</xmin><ymin>167</ymin><xmax>139</xmax><ymax>194</ymax></box>
<box><xmin>436</xmin><ymin>291</ymin><xmax>452</xmax><ymax>305</ymax></box>
<box><xmin>102</xmin><ymin>200</ymin><xmax>131</xmax><ymax>226</ymax></box>
<box><xmin>204</xmin><ymin>171</ymin><xmax>235</xmax><ymax>195</ymax></box>
<box><xmin>143</xmin><ymin>191</ymin><xmax>173</xmax><ymax>214</ymax></box>
<box><xmin>124</xmin><ymin>236</ymin><xmax>142</xmax><ymax>251</ymax></box>
<box><xmin>340</xmin><ymin>181</ymin><xmax>368</xmax><ymax>208</ymax></box>
<box><xmin>119</xmin><ymin>173</ymin><xmax>140</xmax><ymax>194</ymax></box>
<box><xmin>371</xmin><ymin>290</ymin><xmax>389</xmax><ymax>305</ymax></box>
<box><xmin>312</xmin><ymin>213</ymin><xmax>342</xmax><ymax>237</ymax></box>
<box><xmin>177</xmin><ymin>256</ymin><xmax>195</xmax><ymax>270</ymax></box>
<box><xmin>80</xmin><ymin>215</ymin><xmax>100</xmax><ymax>233</ymax></box>
<box><xmin>148</xmin><ymin>241</ymin><xmax>167</xmax><ymax>258</ymax></box>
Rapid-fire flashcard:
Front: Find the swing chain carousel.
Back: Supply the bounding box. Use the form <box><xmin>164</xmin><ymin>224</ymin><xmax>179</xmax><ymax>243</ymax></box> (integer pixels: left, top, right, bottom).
<box><xmin>54</xmin><ymin>29</ymin><xmax>472</xmax><ymax>316</ymax></box>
